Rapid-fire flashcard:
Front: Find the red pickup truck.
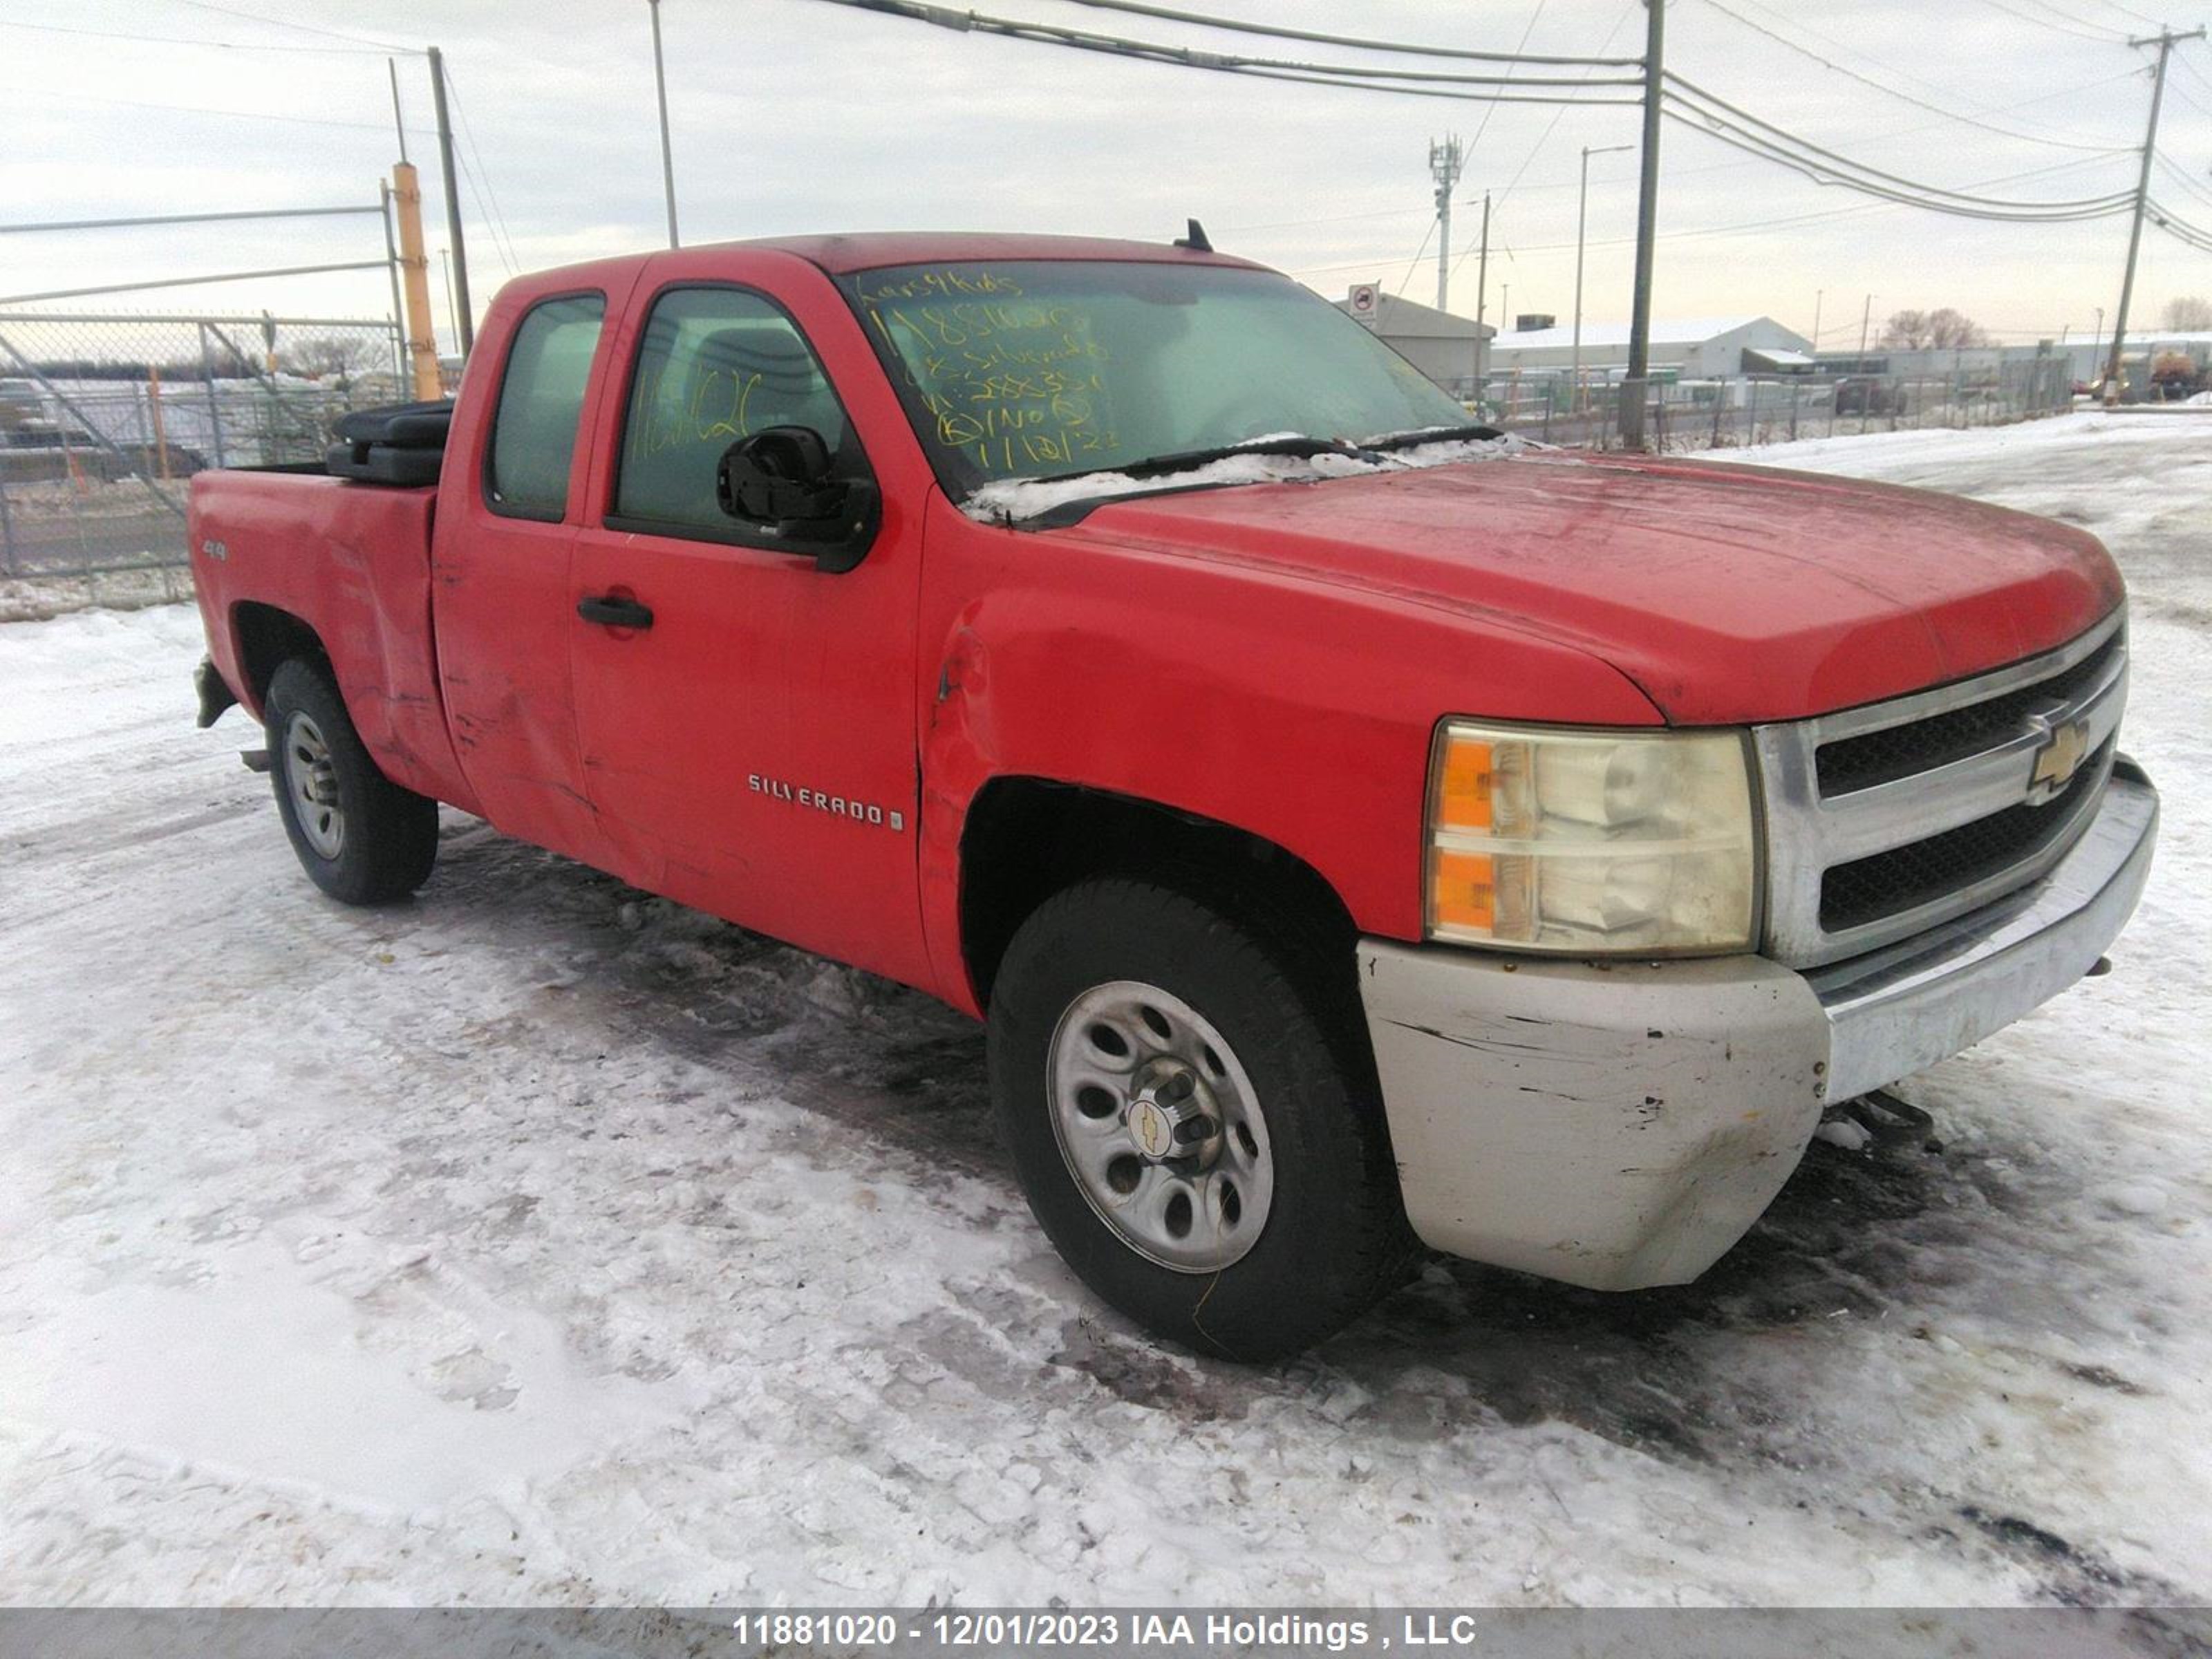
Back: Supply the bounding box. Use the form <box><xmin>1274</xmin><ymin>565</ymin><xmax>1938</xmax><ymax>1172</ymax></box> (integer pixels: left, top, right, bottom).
<box><xmin>189</xmin><ymin>232</ymin><xmax>2156</xmax><ymax>1358</ymax></box>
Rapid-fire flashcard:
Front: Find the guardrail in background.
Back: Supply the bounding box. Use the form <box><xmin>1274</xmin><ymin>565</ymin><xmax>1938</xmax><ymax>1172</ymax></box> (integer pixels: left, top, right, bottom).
<box><xmin>0</xmin><ymin>311</ymin><xmax>402</xmax><ymax>594</ymax></box>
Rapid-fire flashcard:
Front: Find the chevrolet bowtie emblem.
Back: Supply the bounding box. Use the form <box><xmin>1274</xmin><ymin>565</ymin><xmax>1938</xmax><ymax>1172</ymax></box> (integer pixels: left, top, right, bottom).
<box><xmin>2029</xmin><ymin>718</ymin><xmax>2092</xmax><ymax>800</ymax></box>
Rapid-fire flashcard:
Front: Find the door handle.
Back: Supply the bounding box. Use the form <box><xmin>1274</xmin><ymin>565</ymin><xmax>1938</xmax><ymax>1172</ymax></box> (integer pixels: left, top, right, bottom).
<box><xmin>577</xmin><ymin>594</ymin><xmax>654</xmax><ymax>630</ymax></box>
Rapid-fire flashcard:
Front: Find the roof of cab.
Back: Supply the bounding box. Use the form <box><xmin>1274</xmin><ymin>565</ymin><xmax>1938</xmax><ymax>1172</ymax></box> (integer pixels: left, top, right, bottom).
<box><xmin>748</xmin><ymin>232</ymin><xmax>1266</xmax><ymax>274</ymax></box>
<box><xmin>535</xmin><ymin>232</ymin><xmax>1271</xmax><ymax>289</ymax></box>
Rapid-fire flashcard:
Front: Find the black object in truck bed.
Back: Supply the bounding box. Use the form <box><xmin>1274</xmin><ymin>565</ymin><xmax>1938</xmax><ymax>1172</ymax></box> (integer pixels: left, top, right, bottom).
<box><xmin>327</xmin><ymin>400</ymin><xmax>453</xmax><ymax>486</ymax></box>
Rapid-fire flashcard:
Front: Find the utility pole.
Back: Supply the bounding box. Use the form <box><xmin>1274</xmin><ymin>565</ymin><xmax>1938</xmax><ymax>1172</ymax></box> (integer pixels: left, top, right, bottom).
<box><xmin>1430</xmin><ymin>135</ymin><xmax>1464</xmax><ymax>312</ymax></box>
<box><xmin>1575</xmin><ymin>143</ymin><xmax>1633</xmax><ymax>412</ymax></box>
<box><xmin>1620</xmin><ymin>0</ymin><xmax>1665</xmax><ymax>450</ymax></box>
<box><xmin>1811</xmin><ymin>288</ymin><xmax>1824</xmax><ymax>356</ymax></box>
<box><xmin>1858</xmin><ymin>292</ymin><xmax>1873</xmax><ymax>367</ymax></box>
<box><xmin>1474</xmin><ymin>191</ymin><xmax>1491</xmax><ymax>395</ymax></box>
<box><xmin>427</xmin><ymin>46</ymin><xmax>474</xmax><ymax>356</ymax></box>
<box><xmin>649</xmin><ymin>0</ymin><xmax>682</xmax><ymax>248</ymax></box>
<box><xmin>2106</xmin><ymin>27</ymin><xmax>2203</xmax><ymax>405</ymax></box>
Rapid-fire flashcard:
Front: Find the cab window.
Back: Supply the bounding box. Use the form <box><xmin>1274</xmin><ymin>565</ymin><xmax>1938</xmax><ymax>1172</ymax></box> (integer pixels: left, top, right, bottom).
<box><xmin>485</xmin><ymin>293</ymin><xmax>605</xmax><ymax>521</ymax></box>
<box><xmin>612</xmin><ymin>286</ymin><xmax>858</xmax><ymax>536</ymax></box>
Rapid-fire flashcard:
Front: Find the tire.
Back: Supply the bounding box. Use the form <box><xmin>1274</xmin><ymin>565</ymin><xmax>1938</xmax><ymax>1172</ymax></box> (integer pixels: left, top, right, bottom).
<box><xmin>988</xmin><ymin>878</ymin><xmax>1409</xmax><ymax>1361</ymax></box>
<box><xmin>265</xmin><ymin>657</ymin><xmax>439</xmax><ymax>905</ymax></box>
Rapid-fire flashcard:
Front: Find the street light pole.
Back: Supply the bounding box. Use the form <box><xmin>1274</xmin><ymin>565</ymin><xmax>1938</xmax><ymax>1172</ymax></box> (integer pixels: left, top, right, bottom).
<box><xmin>649</xmin><ymin>0</ymin><xmax>681</xmax><ymax>248</ymax></box>
<box><xmin>1573</xmin><ymin>142</ymin><xmax>1633</xmax><ymax>413</ymax></box>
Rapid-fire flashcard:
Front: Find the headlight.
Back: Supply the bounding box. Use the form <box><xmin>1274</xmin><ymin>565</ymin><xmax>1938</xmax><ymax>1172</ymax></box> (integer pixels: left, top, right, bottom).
<box><xmin>1425</xmin><ymin>720</ymin><xmax>1759</xmax><ymax>955</ymax></box>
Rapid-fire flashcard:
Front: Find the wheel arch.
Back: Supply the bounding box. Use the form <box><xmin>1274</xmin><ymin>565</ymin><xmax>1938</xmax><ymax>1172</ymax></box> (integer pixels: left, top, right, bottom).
<box><xmin>229</xmin><ymin>600</ymin><xmax>330</xmax><ymax>715</ymax></box>
<box><xmin>957</xmin><ymin>776</ymin><xmax>1365</xmax><ymax>1022</ymax></box>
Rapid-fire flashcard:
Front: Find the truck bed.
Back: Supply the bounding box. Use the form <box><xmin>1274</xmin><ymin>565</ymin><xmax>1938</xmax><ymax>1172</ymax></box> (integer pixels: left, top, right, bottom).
<box><xmin>188</xmin><ymin>465</ymin><xmax>476</xmax><ymax>812</ymax></box>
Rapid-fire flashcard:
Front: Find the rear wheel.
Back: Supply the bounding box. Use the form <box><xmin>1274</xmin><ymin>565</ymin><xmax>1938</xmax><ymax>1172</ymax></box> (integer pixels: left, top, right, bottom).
<box><xmin>265</xmin><ymin>658</ymin><xmax>438</xmax><ymax>905</ymax></box>
<box><xmin>988</xmin><ymin>878</ymin><xmax>1407</xmax><ymax>1360</ymax></box>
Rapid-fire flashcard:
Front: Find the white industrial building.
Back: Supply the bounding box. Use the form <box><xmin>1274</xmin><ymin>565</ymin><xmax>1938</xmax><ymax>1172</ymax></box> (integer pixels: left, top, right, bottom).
<box><xmin>1485</xmin><ymin>315</ymin><xmax>1816</xmax><ymax>379</ymax></box>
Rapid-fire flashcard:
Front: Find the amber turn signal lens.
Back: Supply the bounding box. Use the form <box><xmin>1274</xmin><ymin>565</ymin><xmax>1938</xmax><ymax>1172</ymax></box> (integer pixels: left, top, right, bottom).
<box><xmin>1436</xmin><ymin>738</ymin><xmax>1492</xmax><ymax>831</ymax></box>
<box><xmin>1430</xmin><ymin>849</ymin><xmax>1496</xmax><ymax>932</ymax></box>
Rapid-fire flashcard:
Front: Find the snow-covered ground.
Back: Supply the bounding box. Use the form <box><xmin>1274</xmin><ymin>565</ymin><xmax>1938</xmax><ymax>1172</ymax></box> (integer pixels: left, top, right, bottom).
<box><xmin>1</xmin><ymin>411</ymin><xmax>2206</xmax><ymax>1608</ymax></box>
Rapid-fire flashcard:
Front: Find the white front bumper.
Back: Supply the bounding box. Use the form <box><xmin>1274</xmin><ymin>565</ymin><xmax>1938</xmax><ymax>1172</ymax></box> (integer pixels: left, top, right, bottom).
<box><xmin>1357</xmin><ymin>763</ymin><xmax>2159</xmax><ymax>1291</ymax></box>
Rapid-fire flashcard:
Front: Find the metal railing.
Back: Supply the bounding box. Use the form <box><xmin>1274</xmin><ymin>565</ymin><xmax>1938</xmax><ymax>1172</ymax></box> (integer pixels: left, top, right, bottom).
<box><xmin>0</xmin><ymin>310</ymin><xmax>403</xmax><ymax>588</ymax></box>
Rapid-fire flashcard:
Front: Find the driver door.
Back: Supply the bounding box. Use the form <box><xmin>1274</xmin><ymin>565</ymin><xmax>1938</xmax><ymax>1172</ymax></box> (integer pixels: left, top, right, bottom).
<box><xmin>568</xmin><ymin>279</ymin><xmax>930</xmax><ymax>986</ymax></box>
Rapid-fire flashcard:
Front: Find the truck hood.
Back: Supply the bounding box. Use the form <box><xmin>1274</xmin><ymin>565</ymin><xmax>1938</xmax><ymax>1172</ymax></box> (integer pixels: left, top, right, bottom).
<box><xmin>1058</xmin><ymin>451</ymin><xmax>2122</xmax><ymax>725</ymax></box>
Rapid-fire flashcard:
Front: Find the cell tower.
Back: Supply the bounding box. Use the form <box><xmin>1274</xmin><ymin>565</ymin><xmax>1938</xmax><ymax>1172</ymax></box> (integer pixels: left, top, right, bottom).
<box><xmin>1430</xmin><ymin>134</ymin><xmax>1465</xmax><ymax>312</ymax></box>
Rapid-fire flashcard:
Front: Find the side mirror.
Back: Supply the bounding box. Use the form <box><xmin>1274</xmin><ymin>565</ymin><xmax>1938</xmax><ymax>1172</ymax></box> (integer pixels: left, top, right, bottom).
<box><xmin>715</xmin><ymin>426</ymin><xmax>879</xmax><ymax>572</ymax></box>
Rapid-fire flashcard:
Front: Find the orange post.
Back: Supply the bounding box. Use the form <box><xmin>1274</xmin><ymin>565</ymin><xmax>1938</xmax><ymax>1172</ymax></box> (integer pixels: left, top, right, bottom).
<box><xmin>391</xmin><ymin>162</ymin><xmax>443</xmax><ymax>401</ymax></box>
<box><xmin>147</xmin><ymin>366</ymin><xmax>172</xmax><ymax>481</ymax></box>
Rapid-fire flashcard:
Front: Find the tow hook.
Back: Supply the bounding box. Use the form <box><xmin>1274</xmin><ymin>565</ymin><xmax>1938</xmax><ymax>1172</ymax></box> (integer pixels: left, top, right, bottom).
<box><xmin>240</xmin><ymin>748</ymin><xmax>272</xmax><ymax>774</ymax></box>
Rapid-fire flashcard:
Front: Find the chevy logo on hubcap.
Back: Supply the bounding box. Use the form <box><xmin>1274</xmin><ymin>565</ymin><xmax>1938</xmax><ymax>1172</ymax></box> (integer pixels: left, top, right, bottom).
<box><xmin>1128</xmin><ymin>1100</ymin><xmax>1173</xmax><ymax>1161</ymax></box>
<box><xmin>2029</xmin><ymin>717</ymin><xmax>2092</xmax><ymax>801</ymax></box>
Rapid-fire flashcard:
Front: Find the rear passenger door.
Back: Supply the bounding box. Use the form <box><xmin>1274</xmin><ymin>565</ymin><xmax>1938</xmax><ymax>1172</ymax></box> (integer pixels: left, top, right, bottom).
<box><xmin>568</xmin><ymin>275</ymin><xmax>932</xmax><ymax>987</ymax></box>
<box><xmin>436</xmin><ymin>285</ymin><xmax>626</xmax><ymax>867</ymax></box>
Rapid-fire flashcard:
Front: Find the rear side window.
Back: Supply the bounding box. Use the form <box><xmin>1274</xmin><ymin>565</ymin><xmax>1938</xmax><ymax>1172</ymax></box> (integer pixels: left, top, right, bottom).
<box><xmin>485</xmin><ymin>293</ymin><xmax>605</xmax><ymax>521</ymax></box>
<box><xmin>613</xmin><ymin>286</ymin><xmax>855</xmax><ymax>535</ymax></box>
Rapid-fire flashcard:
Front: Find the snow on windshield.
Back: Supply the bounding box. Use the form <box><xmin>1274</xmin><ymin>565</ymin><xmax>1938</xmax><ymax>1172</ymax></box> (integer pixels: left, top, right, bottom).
<box><xmin>959</xmin><ymin>430</ymin><xmax>1536</xmax><ymax>525</ymax></box>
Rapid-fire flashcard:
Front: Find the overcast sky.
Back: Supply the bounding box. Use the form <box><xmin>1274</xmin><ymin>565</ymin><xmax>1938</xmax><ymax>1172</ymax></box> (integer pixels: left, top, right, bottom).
<box><xmin>6</xmin><ymin>0</ymin><xmax>2209</xmax><ymax>353</ymax></box>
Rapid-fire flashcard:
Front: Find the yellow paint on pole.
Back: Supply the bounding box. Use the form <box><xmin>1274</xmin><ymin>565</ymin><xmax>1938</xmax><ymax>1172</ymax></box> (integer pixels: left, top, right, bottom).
<box><xmin>391</xmin><ymin>162</ymin><xmax>442</xmax><ymax>402</ymax></box>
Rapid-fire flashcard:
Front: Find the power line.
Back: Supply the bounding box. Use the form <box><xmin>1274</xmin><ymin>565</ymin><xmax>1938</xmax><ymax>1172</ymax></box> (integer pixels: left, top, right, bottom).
<box><xmin>1468</xmin><ymin>1</ymin><xmax>1553</xmax><ymax>157</ymax></box>
<box><xmin>788</xmin><ymin>0</ymin><xmax>1647</xmax><ymax>102</ymax></box>
<box><xmin>10</xmin><ymin>83</ymin><xmax>435</xmax><ymax>135</ymax></box>
<box><xmin>441</xmin><ymin>66</ymin><xmax>524</xmax><ymax>277</ymax></box>
<box><xmin>1054</xmin><ymin>0</ymin><xmax>1640</xmax><ymax>66</ymax></box>
<box><xmin>1664</xmin><ymin>76</ymin><xmax>2137</xmax><ymax>216</ymax></box>
<box><xmin>1448</xmin><ymin>0</ymin><xmax>1644</xmax><ymax>283</ymax></box>
<box><xmin>1975</xmin><ymin>0</ymin><xmax>2128</xmax><ymax>44</ymax></box>
<box><xmin>1290</xmin><ymin>148</ymin><xmax>2130</xmax><ymax>280</ymax></box>
<box><xmin>1691</xmin><ymin>0</ymin><xmax>2133</xmax><ymax>154</ymax></box>
<box><xmin>160</xmin><ymin>0</ymin><xmax>420</xmax><ymax>53</ymax></box>
<box><xmin>0</xmin><ymin>17</ymin><xmax>399</xmax><ymax>54</ymax></box>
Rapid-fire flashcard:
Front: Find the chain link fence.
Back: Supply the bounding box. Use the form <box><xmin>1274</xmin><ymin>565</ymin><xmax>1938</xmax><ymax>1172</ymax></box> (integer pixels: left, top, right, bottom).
<box><xmin>1476</xmin><ymin>357</ymin><xmax>2077</xmax><ymax>451</ymax></box>
<box><xmin>0</xmin><ymin>311</ymin><xmax>404</xmax><ymax>599</ymax></box>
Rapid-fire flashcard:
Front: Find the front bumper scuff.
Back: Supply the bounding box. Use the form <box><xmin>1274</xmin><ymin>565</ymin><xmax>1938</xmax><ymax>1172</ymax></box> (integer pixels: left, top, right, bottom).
<box><xmin>1357</xmin><ymin>762</ymin><xmax>2158</xmax><ymax>1293</ymax></box>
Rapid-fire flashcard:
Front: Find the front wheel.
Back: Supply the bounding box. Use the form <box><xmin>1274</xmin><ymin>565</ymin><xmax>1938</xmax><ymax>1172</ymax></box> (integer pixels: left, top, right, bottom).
<box><xmin>265</xmin><ymin>658</ymin><xmax>439</xmax><ymax>905</ymax></box>
<box><xmin>988</xmin><ymin>879</ymin><xmax>1408</xmax><ymax>1360</ymax></box>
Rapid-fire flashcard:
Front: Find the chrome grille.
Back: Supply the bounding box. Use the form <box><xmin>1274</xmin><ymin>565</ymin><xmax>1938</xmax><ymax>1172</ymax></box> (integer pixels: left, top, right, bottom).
<box><xmin>1754</xmin><ymin>610</ymin><xmax>2128</xmax><ymax>968</ymax></box>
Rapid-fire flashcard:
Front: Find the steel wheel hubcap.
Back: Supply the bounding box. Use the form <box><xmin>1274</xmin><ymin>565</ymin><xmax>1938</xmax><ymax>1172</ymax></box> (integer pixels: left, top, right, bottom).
<box><xmin>283</xmin><ymin>711</ymin><xmax>345</xmax><ymax>859</ymax></box>
<box><xmin>1046</xmin><ymin>980</ymin><xmax>1274</xmax><ymax>1273</ymax></box>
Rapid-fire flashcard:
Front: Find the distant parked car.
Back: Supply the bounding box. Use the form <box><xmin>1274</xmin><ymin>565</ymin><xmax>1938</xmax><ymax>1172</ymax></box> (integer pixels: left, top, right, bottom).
<box><xmin>1834</xmin><ymin>377</ymin><xmax>1900</xmax><ymax>415</ymax></box>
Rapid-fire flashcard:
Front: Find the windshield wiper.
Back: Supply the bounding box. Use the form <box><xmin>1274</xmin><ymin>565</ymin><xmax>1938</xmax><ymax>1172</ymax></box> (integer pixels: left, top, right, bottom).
<box><xmin>1089</xmin><ymin>433</ymin><xmax>1367</xmax><ymax>483</ymax></box>
<box><xmin>1360</xmin><ymin>422</ymin><xmax>1506</xmax><ymax>452</ymax></box>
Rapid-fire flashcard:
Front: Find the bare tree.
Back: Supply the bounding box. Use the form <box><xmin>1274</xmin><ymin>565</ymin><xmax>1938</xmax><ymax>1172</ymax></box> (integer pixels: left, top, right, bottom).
<box><xmin>1925</xmin><ymin>308</ymin><xmax>1990</xmax><ymax>349</ymax></box>
<box><xmin>1880</xmin><ymin>309</ymin><xmax>1932</xmax><ymax>350</ymax></box>
<box><xmin>279</xmin><ymin>335</ymin><xmax>379</xmax><ymax>384</ymax></box>
<box><xmin>2162</xmin><ymin>295</ymin><xmax>2212</xmax><ymax>330</ymax></box>
<box><xmin>1880</xmin><ymin>307</ymin><xmax>1991</xmax><ymax>350</ymax></box>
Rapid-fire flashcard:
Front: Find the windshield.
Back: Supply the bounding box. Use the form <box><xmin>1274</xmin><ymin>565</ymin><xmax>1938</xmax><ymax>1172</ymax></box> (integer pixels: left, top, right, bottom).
<box><xmin>841</xmin><ymin>261</ymin><xmax>1470</xmax><ymax>497</ymax></box>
